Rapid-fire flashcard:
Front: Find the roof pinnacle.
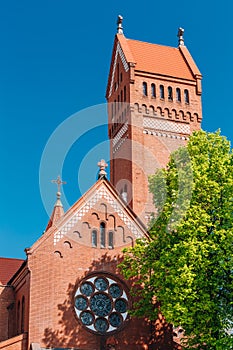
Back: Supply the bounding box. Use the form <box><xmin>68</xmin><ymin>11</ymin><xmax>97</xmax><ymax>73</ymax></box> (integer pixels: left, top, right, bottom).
<box><xmin>117</xmin><ymin>15</ymin><xmax>123</xmax><ymax>34</ymax></box>
<box><xmin>51</xmin><ymin>175</ymin><xmax>66</xmax><ymax>207</ymax></box>
<box><xmin>98</xmin><ymin>159</ymin><xmax>108</xmax><ymax>179</ymax></box>
<box><xmin>177</xmin><ymin>27</ymin><xmax>185</xmax><ymax>46</ymax></box>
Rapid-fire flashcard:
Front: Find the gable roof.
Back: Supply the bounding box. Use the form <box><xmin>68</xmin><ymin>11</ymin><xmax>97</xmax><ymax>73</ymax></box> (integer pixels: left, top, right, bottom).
<box><xmin>0</xmin><ymin>257</ymin><xmax>25</xmax><ymax>284</ymax></box>
<box><xmin>28</xmin><ymin>178</ymin><xmax>148</xmax><ymax>253</ymax></box>
<box><xmin>106</xmin><ymin>33</ymin><xmax>202</xmax><ymax>97</ymax></box>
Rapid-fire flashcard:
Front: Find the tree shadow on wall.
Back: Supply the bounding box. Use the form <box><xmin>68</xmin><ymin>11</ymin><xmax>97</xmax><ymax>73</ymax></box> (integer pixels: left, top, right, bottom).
<box><xmin>42</xmin><ymin>252</ymin><xmax>181</xmax><ymax>350</ymax></box>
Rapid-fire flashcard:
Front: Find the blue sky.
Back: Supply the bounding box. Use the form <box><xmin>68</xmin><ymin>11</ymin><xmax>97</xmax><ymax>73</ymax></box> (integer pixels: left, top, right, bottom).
<box><xmin>0</xmin><ymin>1</ymin><xmax>232</xmax><ymax>259</ymax></box>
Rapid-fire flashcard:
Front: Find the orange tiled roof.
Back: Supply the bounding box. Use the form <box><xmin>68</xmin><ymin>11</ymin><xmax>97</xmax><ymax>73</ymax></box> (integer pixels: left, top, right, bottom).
<box><xmin>126</xmin><ymin>38</ymin><xmax>196</xmax><ymax>80</ymax></box>
<box><xmin>0</xmin><ymin>257</ymin><xmax>24</xmax><ymax>284</ymax></box>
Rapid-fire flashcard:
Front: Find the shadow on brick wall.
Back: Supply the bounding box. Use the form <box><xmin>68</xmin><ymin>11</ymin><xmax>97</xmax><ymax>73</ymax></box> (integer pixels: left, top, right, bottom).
<box><xmin>42</xmin><ymin>252</ymin><xmax>181</xmax><ymax>350</ymax></box>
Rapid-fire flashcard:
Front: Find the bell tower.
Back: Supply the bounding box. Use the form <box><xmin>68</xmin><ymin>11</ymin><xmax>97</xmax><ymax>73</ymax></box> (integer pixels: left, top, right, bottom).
<box><xmin>106</xmin><ymin>16</ymin><xmax>202</xmax><ymax>223</ymax></box>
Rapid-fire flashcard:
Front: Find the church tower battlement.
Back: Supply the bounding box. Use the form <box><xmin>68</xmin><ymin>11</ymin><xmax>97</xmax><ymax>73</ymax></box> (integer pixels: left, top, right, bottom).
<box><xmin>106</xmin><ymin>16</ymin><xmax>202</xmax><ymax>223</ymax></box>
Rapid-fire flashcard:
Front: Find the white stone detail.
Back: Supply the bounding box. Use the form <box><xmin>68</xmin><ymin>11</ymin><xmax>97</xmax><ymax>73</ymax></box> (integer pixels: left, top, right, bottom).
<box><xmin>54</xmin><ymin>185</ymin><xmax>143</xmax><ymax>244</ymax></box>
<box><xmin>112</xmin><ymin>123</ymin><xmax>128</xmax><ymax>147</ymax></box>
<box><xmin>143</xmin><ymin>116</ymin><xmax>190</xmax><ymax>135</ymax></box>
<box><xmin>113</xmin><ymin>136</ymin><xmax>128</xmax><ymax>154</ymax></box>
<box><xmin>108</xmin><ymin>42</ymin><xmax>129</xmax><ymax>98</ymax></box>
<box><xmin>143</xmin><ymin>129</ymin><xmax>189</xmax><ymax>140</ymax></box>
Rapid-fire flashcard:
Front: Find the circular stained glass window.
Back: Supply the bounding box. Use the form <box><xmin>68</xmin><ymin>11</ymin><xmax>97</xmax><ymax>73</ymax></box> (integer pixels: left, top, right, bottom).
<box><xmin>95</xmin><ymin>317</ymin><xmax>109</xmax><ymax>333</ymax></box>
<box><xmin>109</xmin><ymin>312</ymin><xmax>122</xmax><ymax>327</ymax></box>
<box><xmin>94</xmin><ymin>277</ymin><xmax>108</xmax><ymax>291</ymax></box>
<box><xmin>75</xmin><ymin>296</ymin><xmax>88</xmax><ymax>311</ymax></box>
<box><xmin>109</xmin><ymin>283</ymin><xmax>122</xmax><ymax>298</ymax></box>
<box><xmin>80</xmin><ymin>311</ymin><xmax>94</xmax><ymax>326</ymax></box>
<box><xmin>90</xmin><ymin>293</ymin><xmax>112</xmax><ymax>317</ymax></box>
<box><xmin>80</xmin><ymin>282</ymin><xmax>94</xmax><ymax>296</ymax></box>
<box><xmin>74</xmin><ymin>274</ymin><xmax>129</xmax><ymax>334</ymax></box>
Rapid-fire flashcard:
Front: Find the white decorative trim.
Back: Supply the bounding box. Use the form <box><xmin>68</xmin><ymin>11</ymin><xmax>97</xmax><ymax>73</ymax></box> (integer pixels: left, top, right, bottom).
<box><xmin>54</xmin><ymin>185</ymin><xmax>143</xmax><ymax>244</ymax></box>
<box><xmin>143</xmin><ymin>116</ymin><xmax>190</xmax><ymax>135</ymax></box>
<box><xmin>108</xmin><ymin>42</ymin><xmax>129</xmax><ymax>98</ymax></box>
<box><xmin>112</xmin><ymin>123</ymin><xmax>128</xmax><ymax>147</ymax></box>
<box><xmin>113</xmin><ymin>135</ymin><xmax>128</xmax><ymax>154</ymax></box>
<box><xmin>143</xmin><ymin>129</ymin><xmax>189</xmax><ymax>140</ymax></box>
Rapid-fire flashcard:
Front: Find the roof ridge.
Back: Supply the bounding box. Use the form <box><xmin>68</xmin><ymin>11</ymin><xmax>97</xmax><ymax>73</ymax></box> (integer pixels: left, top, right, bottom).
<box><xmin>126</xmin><ymin>37</ymin><xmax>178</xmax><ymax>50</ymax></box>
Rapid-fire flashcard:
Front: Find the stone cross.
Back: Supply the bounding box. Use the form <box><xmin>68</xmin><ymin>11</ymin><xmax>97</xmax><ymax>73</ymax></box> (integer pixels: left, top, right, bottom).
<box><xmin>117</xmin><ymin>15</ymin><xmax>123</xmax><ymax>34</ymax></box>
<box><xmin>51</xmin><ymin>175</ymin><xmax>66</xmax><ymax>194</ymax></box>
<box><xmin>97</xmin><ymin>159</ymin><xmax>108</xmax><ymax>179</ymax></box>
<box><xmin>177</xmin><ymin>27</ymin><xmax>185</xmax><ymax>46</ymax></box>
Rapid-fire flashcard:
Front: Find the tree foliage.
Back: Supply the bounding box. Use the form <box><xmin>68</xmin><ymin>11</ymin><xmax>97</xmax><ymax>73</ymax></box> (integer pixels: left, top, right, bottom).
<box><xmin>120</xmin><ymin>131</ymin><xmax>233</xmax><ymax>349</ymax></box>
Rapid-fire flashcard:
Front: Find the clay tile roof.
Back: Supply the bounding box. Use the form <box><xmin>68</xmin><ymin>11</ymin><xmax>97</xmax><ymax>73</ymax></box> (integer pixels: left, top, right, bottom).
<box><xmin>126</xmin><ymin>38</ymin><xmax>195</xmax><ymax>80</ymax></box>
<box><xmin>0</xmin><ymin>257</ymin><xmax>24</xmax><ymax>284</ymax></box>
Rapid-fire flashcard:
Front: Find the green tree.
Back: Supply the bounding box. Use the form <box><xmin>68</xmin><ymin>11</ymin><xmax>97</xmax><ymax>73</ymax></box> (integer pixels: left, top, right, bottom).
<box><xmin>120</xmin><ymin>131</ymin><xmax>233</xmax><ymax>349</ymax></box>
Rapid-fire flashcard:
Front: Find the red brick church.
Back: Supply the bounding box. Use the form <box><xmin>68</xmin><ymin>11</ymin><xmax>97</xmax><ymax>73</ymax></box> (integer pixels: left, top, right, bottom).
<box><xmin>0</xmin><ymin>16</ymin><xmax>202</xmax><ymax>350</ymax></box>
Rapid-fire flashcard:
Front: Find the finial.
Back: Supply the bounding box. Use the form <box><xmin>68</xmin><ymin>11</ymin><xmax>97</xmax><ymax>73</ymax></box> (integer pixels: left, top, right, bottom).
<box><xmin>117</xmin><ymin>15</ymin><xmax>123</xmax><ymax>34</ymax></box>
<box><xmin>97</xmin><ymin>159</ymin><xmax>108</xmax><ymax>179</ymax></box>
<box><xmin>51</xmin><ymin>175</ymin><xmax>66</xmax><ymax>200</ymax></box>
<box><xmin>177</xmin><ymin>27</ymin><xmax>185</xmax><ymax>46</ymax></box>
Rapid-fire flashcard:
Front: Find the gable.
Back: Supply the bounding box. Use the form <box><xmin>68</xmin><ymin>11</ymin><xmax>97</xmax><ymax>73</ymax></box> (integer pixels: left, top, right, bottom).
<box><xmin>29</xmin><ymin>179</ymin><xmax>147</xmax><ymax>254</ymax></box>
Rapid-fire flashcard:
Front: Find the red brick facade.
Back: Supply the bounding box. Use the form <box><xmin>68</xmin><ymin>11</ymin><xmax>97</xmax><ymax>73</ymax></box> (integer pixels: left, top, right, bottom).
<box><xmin>106</xmin><ymin>32</ymin><xmax>202</xmax><ymax>222</ymax></box>
<box><xmin>0</xmin><ymin>20</ymin><xmax>202</xmax><ymax>350</ymax></box>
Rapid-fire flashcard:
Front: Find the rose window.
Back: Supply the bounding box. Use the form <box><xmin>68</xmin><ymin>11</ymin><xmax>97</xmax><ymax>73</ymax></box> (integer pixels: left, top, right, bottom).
<box><xmin>74</xmin><ymin>274</ymin><xmax>129</xmax><ymax>334</ymax></box>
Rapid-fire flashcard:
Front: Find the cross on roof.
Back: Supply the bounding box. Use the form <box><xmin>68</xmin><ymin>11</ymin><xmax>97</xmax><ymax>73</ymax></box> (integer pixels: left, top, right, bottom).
<box><xmin>97</xmin><ymin>159</ymin><xmax>108</xmax><ymax>179</ymax></box>
<box><xmin>51</xmin><ymin>175</ymin><xmax>66</xmax><ymax>193</ymax></box>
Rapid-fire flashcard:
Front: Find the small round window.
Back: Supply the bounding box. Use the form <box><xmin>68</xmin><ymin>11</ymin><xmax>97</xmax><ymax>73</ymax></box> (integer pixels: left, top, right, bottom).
<box><xmin>74</xmin><ymin>274</ymin><xmax>129</xmax><ymax>334</ymax></box>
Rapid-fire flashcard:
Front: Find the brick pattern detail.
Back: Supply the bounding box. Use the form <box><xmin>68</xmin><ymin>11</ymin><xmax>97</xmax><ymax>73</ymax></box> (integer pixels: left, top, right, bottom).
<box><xmin>143</xmin><ymin>116</ymin><xmax>190</xmax><ymax>135</ymax></box>
<box><xmin>143</xmin><ymin>130</ymin><xmax>189</xmax><ymax>140</ymax></box>
<box><xmin>54</xmin><ymin>185</ymin><xmax>143</xmax><ymax>245</ymax></box>
<box><xmin>112</xmin><ymin>123</ymin><xmax>128</xmax><ymax>147</ymax></box>
<box><xmin>108</xmin><ymin>42</ymin><xmax>129</xmax><ymax>97</ymax></box>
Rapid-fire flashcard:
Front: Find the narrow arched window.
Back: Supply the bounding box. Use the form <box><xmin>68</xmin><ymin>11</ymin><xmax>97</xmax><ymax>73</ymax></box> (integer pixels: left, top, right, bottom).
<box><xmin>168</xmin><ymin>86</ymin><xmax>173</xmax><ymax>101</ymax></box>
<box><xmin>184</xmin><ymin>89</ymin><xmax>189</xmax><ymax>103</ymax></box>
<box><xmin>151</xmin><ymin>83</ymin><xmax>156</xmax><ymax>98</ymax></box>
<box><xmin>124</xmin><ymin>86</ymin><xmax>126</xmax><ymax>102</ymax></box>
<box><xmin>142</xmin><ymin>82</ymin><xmax>148</xmax><ymax>96</ymax></box>
<box><xmin>176</xmin><ymin>88</ymin><xmax>181</xmax><ymax>102</ymax></box>
<box><xmin>21</xmin><ymin>296</ymin><xmax>25</xmax><ymax>333</ymax></box>
<box><xmin>92</xmin><ymin>230</ymin><xmax>97</xmax><ymax>247</ymax></box>
<box><xmin>108</xmin><ymin>231</ymin><xmax>114</xmax><ymax>249</ymax></box>
<box><xmin>17</xmin><ymin>300</ymin><xmax>20</xmax><ymax>334</ymax></box>
<box><xmin>100</xmin><ymin>222</ymin><xmax>105</xmax><ymax>248</ymax></box>
<box><xmin>160</xmin><ymin>85</ymin><xmax>164</xmax><ymax>99</ymax></box>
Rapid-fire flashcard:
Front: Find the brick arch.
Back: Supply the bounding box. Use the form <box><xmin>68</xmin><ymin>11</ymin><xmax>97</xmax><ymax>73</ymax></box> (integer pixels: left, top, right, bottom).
<box><xmin>149</xmin><ymin>105</ymin><xmax>155</xmax><ymax>115</ymax></box>
<box><xmin>141</xmin><ymin>103</ymin><xmax>147</xmax><ymax>114</ymax></box>
<box><xmin>157</xmin><ymin>106</ymin><xmax>162</xmax><ymax>116</ymax></box>
<box><xmin>171</xmin><ymin>108</ymin><xmax>177</xmax><ymax>119</ymax></box>
<box><xmin>179</xmin><ymin>110</ymin><xmax>185</xmax><ymax>120</ymax></box>
<box><xmin>164</xmin><ymin>107</ymin><xmax>169</xmax><ymax>118</ymax></box>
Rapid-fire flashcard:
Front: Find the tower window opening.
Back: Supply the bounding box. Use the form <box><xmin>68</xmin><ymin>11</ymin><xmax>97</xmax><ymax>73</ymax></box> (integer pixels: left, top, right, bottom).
<box><xmin>108</xmin><ymin>231</ymin><xmax>114</xmax><ymax>249</ymax></box>
<box><xmin>168</xmin><ymin>86</ymin><xmax>173</xmax><ymax>101</ymax></box>
<box><xmin>184</xmin><ymin>89</ymin><xmax>189</xmax><ymax>104</ymax></box>
<box><xmin>17</xmin><ymin>300</ymin><xmax>20</xmax><ymax>335</ymax></box>
<box><xmin>100</xmin><ymin>222</ymin><xmax>106</xmax><ymax>248</ymax></box>
<box><xmin>151</xmin><ymin>84</ymin><xmax>156</xmax><ymax>98</ymax></box>
<box><xmin>21</xmin><ymin>296</ymin><xmax>25</xmax><ymax>333</ymax></box>
<box><xmin>120</xmin><ymin>72</ymin><xmax>122</xmax><ymax>83</ymax></box>
<box><xmin>142</xmin><ymin>82</ymin><xmax>148</xmax><ymax>96</ymax></box>
<box><xmin>124</xmin><ymin>86</ymin><xmax>126</xmax><ymax>102</ymax></box>
<box><xmin>176</xmin><ymin>88</ymin><xmax>181</xmax><ymax>102</ymax></box>
<box><xmin>92</xmin><ymin>230</ymin><xmax>97</xmax><ymax>247</ymax></box>
<box><xmin>160</xmin><ymin>85</ymin><xmax>164</xmax><ymax>99</ymax></box>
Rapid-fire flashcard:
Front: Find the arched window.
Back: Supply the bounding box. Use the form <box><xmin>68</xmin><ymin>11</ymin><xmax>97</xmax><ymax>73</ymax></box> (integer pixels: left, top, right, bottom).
<box><xmin>21</xmin><ymin>296</ymin><xmax>25</xmax><ymax>333</ymax></box>
<box><xmin>142</xmin><ymin>82</ymin><xmax>148</xmax><ymax>96</ymax></box>
<box><xmin>160</xmin><ymin>85</ymin><xmax>164</xmax><ymax>99</ymax></box>
<box><xmin>184</xmin><ymin>89</ymin><xmax>189</xmax><ymax>103</ymax></box>
<box><xmin>124</xmin><ymin>86</ymin><xmax>126</xmax><ymax>102</ymax></box>
<box><xmin>108</xmin><ymin>231</ymin><xmax>114</xmax><ymax>249</ymax></box>
<box><xmin>17</xmin><ymin>300</ymin><xmax>20</xmax><ymax>334</ymax></box>
<box><xmin>151</xmin><ymin>83</ymin><xmax>156</xmax><ymax>98</ymax></box>
<box><xmin>92</xmin><ymin>230</ymin><xmax>97</xmax><ymax>247</ymax></box>
<box><xmin>168</xmin><ymin>86</ymin><xmax>173</xmax><ymax>101</ymax></box>
<box><xmin>176</xmin><ymin>88</ymin><xmax>181</xmax><ymax>102</ymax></box>
<box><xmin>100</xmin><ymin>222</ymin><xmax>105</xmax><ymax>248</ymax></box>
